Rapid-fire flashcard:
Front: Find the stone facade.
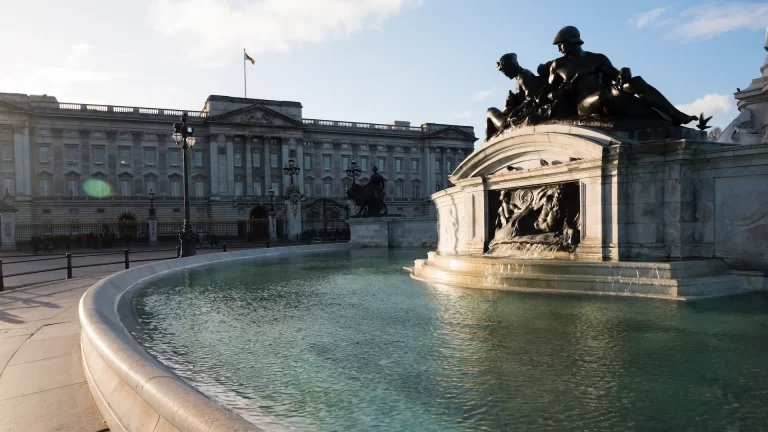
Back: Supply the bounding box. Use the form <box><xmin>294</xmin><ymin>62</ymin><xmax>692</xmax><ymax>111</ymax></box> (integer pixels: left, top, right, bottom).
<box><xmin>0</xmin><ymin>93</ymin><xmax>476</xmax><ymax>228</ymax></box>
<box><xmin>348</xmin><ymin>216</ymin><xmax>437</xmax><ymax>248</ymax></box>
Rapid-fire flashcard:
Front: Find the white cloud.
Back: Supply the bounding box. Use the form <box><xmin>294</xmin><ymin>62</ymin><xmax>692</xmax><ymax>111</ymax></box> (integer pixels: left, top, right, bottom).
<box><xmin>64</xmin><ymin>43</ymin><xmax>91</xmax><ymax>66</ymax></box>
<box><xmin>675</xmin><ymin>93</ymin><xmax>737</xmax><ymax>127</ymax></box>
<box><xmin>149</xmin><ymin>0</ymin><xmax>421</xmax><ymax>65</ymax></box>
<box><xmin>632</xmin><ymin>2</ymin><xmax>768</xmax><ymax>41</ymax></box>
<box><xmin>471</xmin><ymin>90</ymin><xmax>493</xmax><ymax>102</ymax></box>
<box><xmin>629</xmin><ymin>8</ymin><xmax>665</xmax><ymax>29</ymax></box>
<box><xmin>454</xmin><ymin>111</ymin><xmax>472</xmax><ymax>119</ymax></box>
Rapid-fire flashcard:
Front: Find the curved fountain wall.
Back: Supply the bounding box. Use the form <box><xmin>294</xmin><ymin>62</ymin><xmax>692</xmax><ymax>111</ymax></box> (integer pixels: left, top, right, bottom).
<box><xmin>79</xmin><ymin>244</ymin><xmax>352</xmax><ymax>432</ymax></box>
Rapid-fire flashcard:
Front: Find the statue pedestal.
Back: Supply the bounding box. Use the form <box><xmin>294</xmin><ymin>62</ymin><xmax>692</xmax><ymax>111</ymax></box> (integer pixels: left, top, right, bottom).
<box><xmin>148</xmin><ymin>218</ymin><xmax>158</xmax><ymax>246</ymax></box>
<box><xmin>268</xmin><ymin>212</ymin><xmax>278</xmax><ymax>241</ymax></box>
<box><xmin>0</xmin><ymin>211</ymin><xmax>16</xmax><ymax>251</ymax></box>
<box><xmin>285</xmin><ymin>193</ymin><xmax>302</xmax><ymax>241</ymax></box>
<box><xmin>348</xmin><ymin>217</ymin><xmax>391</xmax><ymax>248</ymax></box>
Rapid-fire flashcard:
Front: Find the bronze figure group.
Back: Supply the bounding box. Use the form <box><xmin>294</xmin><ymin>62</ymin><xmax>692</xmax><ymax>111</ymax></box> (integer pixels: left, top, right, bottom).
<box><xmin>485</xmin><ymin>26</ymin><xmax>701</xmax><ymax>141</ymax></box>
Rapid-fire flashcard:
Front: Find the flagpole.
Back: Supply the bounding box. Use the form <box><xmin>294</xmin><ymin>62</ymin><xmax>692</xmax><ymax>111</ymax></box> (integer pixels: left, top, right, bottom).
<box><xmin>243</xmin><ymin>48</ymin><xmax>246</xmax><ymax>98</ymax></box>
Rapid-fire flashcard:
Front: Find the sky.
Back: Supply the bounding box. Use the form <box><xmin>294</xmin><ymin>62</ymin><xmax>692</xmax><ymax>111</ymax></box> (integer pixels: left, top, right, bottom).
<box><xmin>0</xmin><ymin>0</ymin><xmax>766</xmax><ymax>146</ymax></box>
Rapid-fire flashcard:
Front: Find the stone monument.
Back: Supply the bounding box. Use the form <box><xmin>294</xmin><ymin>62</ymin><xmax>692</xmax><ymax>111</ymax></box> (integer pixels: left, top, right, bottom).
<box><xmin>410</xmin><ymin>26</ymin><xmax>768</xmax><ymax>299</ymax></box>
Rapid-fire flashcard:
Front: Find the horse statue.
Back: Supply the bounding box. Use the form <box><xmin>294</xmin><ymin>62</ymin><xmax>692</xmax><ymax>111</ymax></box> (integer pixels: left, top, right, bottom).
<box><xmin>346</xmin><ymin>166</ymin><xmax>388</xmax><ymax>216</ymax></box>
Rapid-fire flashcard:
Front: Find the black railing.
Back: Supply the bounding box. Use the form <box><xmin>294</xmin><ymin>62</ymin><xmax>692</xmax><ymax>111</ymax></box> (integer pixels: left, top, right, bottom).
<box><xmin>0</xmin><ymin>239</ymin><xmax>317</xmax><ymax>292</ymax></box>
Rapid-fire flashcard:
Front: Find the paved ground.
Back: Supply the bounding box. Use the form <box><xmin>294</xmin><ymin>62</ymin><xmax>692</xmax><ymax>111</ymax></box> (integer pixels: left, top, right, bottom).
<box><xmin>0</xmin><ymin>276</ymin><xmax>108</xmax><ymax>432</ymax></box>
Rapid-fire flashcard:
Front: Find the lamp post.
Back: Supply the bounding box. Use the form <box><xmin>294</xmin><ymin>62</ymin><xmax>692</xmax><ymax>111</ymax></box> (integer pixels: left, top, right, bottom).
<box><xmin>346</xmin><ymin>160</ymin><xmax>361</xmax><ymax>185</ymax></box>
<box><xmin>148</xmin><ymin>189</ymin><xmax>155</xmax><ymax>217</ymax></box>
<box><xmin>283</xmin><ymin>158</ymin><xmax>301</xmax><ymax>186</ymax></box>
<box><xmin>172</xmin><ymin>113</ymin><xmax>197</xmax><ymax>257</ymax></box>
<box><xmin>269</xmin><ymin>189</ymin><xmax>275</xmax><ymax>212</ymax></box>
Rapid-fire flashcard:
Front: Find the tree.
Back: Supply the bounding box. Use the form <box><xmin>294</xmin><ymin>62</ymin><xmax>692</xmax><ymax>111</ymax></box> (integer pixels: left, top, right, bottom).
<box><xmin>707</xmin><ymin>127</ymin><xmax>723</xmax><ymax>142</ymax></box>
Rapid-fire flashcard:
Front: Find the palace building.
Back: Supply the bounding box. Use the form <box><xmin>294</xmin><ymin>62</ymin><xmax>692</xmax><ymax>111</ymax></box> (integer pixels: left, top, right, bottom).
<box><xmin>0</xmin><ymin>93</ymin><xmax>476</xmax><ymax>241</ymax></box>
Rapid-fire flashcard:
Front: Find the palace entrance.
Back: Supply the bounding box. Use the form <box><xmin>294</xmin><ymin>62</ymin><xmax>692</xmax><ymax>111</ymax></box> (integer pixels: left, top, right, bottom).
<box><xmin>301</xmin><ymin>198</ymin><xmax>350</xmax><ymax>240</ymax></box>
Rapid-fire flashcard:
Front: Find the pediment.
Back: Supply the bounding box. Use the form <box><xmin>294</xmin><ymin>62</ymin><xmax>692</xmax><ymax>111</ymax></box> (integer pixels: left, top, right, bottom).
<box><xmin>90</xmin><ymin>169</ymin><xmax>108</xmax><ymax>178</ymax></box>
<box><xmin>426</xmin><ymin>125</ymin><xmax>476</xmax><ymax>140</ymax></box>
<box><xmin>207</xmin><ymin>104</ymin><xmax>304</xmax><ymax>128</ymax></box>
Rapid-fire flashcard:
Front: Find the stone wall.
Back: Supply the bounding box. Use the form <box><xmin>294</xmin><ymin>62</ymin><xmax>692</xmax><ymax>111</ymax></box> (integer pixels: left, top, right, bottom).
<box><xmin>348</xmin><ymin>216</ymin><xmax>437</xmax><ymax>248</ymax></box>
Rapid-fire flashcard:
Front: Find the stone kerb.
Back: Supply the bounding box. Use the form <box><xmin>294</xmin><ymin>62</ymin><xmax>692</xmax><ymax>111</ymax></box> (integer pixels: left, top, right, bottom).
<box><xmin>79</xmin><ymin>243</ymin><xmax>353</xmax><ymax>432</ymax></box>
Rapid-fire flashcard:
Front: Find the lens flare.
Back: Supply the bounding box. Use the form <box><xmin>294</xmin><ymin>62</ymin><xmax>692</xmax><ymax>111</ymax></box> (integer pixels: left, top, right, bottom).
<box><xmin>83</xmin><ymin>179</ymin><xmax>111</xmax><ymax>198</ymax></box>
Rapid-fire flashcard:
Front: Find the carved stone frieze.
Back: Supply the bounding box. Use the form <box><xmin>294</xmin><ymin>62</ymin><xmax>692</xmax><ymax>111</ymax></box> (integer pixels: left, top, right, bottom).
<box><xmin>487</xmin><ymin>182</ymin><xmax>580</xmax><ymax>256</ymax></box>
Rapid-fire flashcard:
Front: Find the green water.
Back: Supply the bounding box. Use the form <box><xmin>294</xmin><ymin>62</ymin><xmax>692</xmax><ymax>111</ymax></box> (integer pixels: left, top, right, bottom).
<box><xmin>132</xmin><ymin>249</ymin><xmax>768</xmax><ymax>431</ymax></box>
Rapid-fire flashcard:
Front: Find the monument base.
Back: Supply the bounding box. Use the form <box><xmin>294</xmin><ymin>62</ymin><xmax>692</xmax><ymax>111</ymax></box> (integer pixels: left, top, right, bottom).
<box><xmin>409</xmin><ymin>252</ymin><xmax>752</xmax><ymax>300</ymax></box>
<box><xmin>348</xmin><ymin>217</ymin><xmax>438</xmax><ymax>248</ymax></box>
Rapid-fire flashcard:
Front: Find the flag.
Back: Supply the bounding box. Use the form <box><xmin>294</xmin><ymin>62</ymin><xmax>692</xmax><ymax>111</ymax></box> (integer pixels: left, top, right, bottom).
<box><xmin>244</xmin><ymin>52</ymin><xmax>255</xmax><ymax>65</ymax></box>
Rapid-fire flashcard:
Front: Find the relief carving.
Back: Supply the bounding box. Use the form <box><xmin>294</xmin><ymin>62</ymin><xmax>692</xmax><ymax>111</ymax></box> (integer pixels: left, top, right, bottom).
<box><xmin>488</xmin><ymin>182</ymin><xmax>580</xmax><ymax>256</ymax></box>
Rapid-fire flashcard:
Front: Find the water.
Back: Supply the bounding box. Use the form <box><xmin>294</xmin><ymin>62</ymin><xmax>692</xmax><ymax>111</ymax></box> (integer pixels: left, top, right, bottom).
<box><xmin>131</xmin><ymin>249</ymin><xmax>768</xmax><ymax>431</ymax></box>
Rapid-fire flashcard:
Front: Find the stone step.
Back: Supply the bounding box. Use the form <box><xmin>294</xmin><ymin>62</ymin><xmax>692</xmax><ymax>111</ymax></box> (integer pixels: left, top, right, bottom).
<box><xmin>411</xmin><ymin>260</ymin><xmax>749</xmax><ymax>300</ymax></box>
<box><xmin>426</xmin><ymin>252</ymin><xmax>728</xmax><ymax>279</ymax></box>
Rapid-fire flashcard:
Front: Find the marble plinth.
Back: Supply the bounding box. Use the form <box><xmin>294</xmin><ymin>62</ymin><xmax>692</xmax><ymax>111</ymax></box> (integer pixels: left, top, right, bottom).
<box><xmin>409</xmin><ymin>252</ymin><xmax>752</xmax><ymax>300</ymax></box>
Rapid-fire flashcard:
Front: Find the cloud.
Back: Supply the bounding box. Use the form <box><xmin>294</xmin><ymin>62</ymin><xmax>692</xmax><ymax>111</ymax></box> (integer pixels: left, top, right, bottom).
<box><xmin>632</xmin><ymin>2</ymin><xmax>768</xmax><ymax>41</ymax></box>
<box><xmin>64</xmin><ymin>43</ymin><xmax>91</xmax><ymax>66</ymax></box>
<box><xmin>471</xmin><ymin>90</ymin><xmax>493</xmax><ymax>102</ymax></box>
<box><xmin>454</xmin><ymin>111</ymin><xmax>472</xmax><ymax>119</ymax></box>
<box><xmin>35</xmin><ymin>44</ymin><xmax>125</xmax><ymax>86</ymax></box>
<box><xmin>629</xmin><ymin>8</ymin><xmax>665</xmax><ymax>29</ymax></box>
<box><xmin>149</xmin><ymin>0</ymin><xmax>422</xmax><ymax>65</ymax></box>
<box><xmin>675</xmin><ymin>93</ymin><xmax>737</xmax><ymax>127</ymax></box>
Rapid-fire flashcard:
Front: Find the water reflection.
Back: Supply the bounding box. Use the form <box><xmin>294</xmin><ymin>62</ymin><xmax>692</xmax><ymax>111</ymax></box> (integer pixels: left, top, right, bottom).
<box><xmin>133</xmin><ymin>250</ymin><xmax>768</xmax><ymax>432</ymax></box>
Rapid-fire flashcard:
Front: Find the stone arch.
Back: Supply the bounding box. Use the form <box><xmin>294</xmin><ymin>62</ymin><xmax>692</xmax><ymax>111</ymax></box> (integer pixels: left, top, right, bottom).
<box><xmin>452</xmin><ymin>126</ymin><xmax>616</xmax><ymax>181</ymax></box>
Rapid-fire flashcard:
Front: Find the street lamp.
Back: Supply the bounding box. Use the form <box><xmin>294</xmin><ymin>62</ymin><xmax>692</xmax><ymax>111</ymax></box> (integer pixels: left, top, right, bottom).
<box><xmin>346</xmin><ymin>160</ymin><xmax>361</xmax><ymax>185</ymax></box>
<box><xmin>148</xmin><ymin>189</ymin><xmax>155</xmax><ymax>217</ymax></box>
<box><xmin>269</xmin><ymin>189</ymin><xmax>275</xmax><ymax>212</ymax></box>
<box><xmin>283</xmin><ymin>158</ymin><xmax>301</xmax><ymax>186</ymax></box>
<box><xmin>172</xmin><ymin>112</ymin><xmax>197</xmax><ymax>257</ymax></box>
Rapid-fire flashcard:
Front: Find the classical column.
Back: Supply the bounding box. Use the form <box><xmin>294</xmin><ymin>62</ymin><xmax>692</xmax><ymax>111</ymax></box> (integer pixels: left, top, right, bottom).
<box><xmin>209</xmin><ymin>134</ymin><xmax>219</xmax><ymax>196</ymax></box>
<box><xmin>0</xmin><ymin>200</ymin><xmax>18</xmax><ymax>251</ymax></box>
<box><xmin>13</xmin><ymin>126</ymin><xmax>31</xmax><ymax>197</ymax></box>
<box><xmin>263</xmin><ymin>136</ymin><xmax>272</xmax><ymax>194</ymax></box>
<box><xmin>282</xmin><ymin>138</ymin><xmax>291</xmax><ymax>195</ymax></box>
<box><xmin>226</xmin><ymin>135</ymin><xmax>235</xmax><ymax>196</ymax></box>
<box><xmin>423</xmin><ymin>145</ymin><xmax>431</xmax><ymax>197</ymax></box>
<box><xmin>296</xmin><ymin>141</ymin><xmax>305</xmax><ymax>195</ymax></box>
<box><xmin>245</xmin><ymin>136</ymin><xmax>253</xmax><ymax>195</ymax></box>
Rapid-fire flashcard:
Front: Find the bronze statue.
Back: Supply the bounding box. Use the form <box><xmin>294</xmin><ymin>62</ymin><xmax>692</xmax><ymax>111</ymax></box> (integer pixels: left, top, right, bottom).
<box><xmin>346</xmin><ymin>166</ymin><xmax>388</xmax><ymax>216</ymax></box>
<box><xmin>485</xmin><ymin>54</ymin><xmax>547</xmax><ymax>140</ymax></box>
<box><xmin>539</xmin><ymin>26</ymin><xmax>698</xmax><ymax>125</ymax></box>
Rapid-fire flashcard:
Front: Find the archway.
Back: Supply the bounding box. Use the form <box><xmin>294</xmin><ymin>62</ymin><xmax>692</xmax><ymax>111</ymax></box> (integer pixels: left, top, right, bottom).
<box><xmin>118</xmin><ymin>214</ymin><xmax>137</xmax><ymax>245</ymax></box>
<box><xmin>249</xmin><ymin>206</ymin><xmax>269</xmax><ymax>240</ymax></box>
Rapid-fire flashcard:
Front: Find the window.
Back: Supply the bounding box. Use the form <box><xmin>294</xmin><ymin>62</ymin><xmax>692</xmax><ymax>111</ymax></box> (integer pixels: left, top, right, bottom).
<box><xmin>270</xmin><ymin>153</ymin><xmax>278</xmax><ymax>168</ymax></box>
<box><xmin>1</xmin><ymin>144</ymin><xmax>12</xmax><ymax>161</ymax></box>
<box><xmin>377</xmin><ymin>157</ymin><xmax>385</xmax><ymax>171</ymax></box>
<box><xmin>92</xmin><ymin>180</ymin><xmax>109</xmax><ymax>197</ymax></box>
<box><xmin>144</xmin><ymin>148</ymin><xmax>156</xmax><ymax>165</ymax></box>
<box><xmin>411</xmin><ymin>159</ymin><xmax>419</xmax><ymax>173</ymax></box>
<box><xmin>120</xmin><ymin>180</ymin><xmax>131</xmax><ymax>197</ymax></box>
<box><xmin>93</xmin><ymin>147</ymin><xmax>105</xmax><ymax>164</ymax></box>
<box><xmin>253</xmin><ymin>182</ymin><xmax>262</xmax><ymax>196</ymax></box>
<box><xmin>323</xmin><ymin>155</ymin><xmax>331</xmax><ymax>170</ymax></box>
<box><xmin>195</xmin><ymin>182</ymin><xmax>204</xmax><ymax>198</ymax></box>
<box><xmin>234</xmin><ymin>152</ymin><xmax>242</xmax><ymax>167</ymax></box>
<box><xmin>146</xmin><ymin>180</ymin><xmax>156</xmax><ymax>195</ymax></box>
<box><xmin>252</xmin><ymin>152</ymin><xmax>261</xmax><ymax>168</ymax></box>
<box><xmin>39</xmin><ymin>146</ymin><xmax>50</xmax><ymax>163</ymax></box>
<box><xmin>436</xmin><ymin>181</ymin><xmax>442</xmax><ymax>191</ymax></box>
<box><xmin>342</xmin><ymin>156</ymin><xmax>350</xmax><ymax>170</ymax></box>
<box><xmin>170</xmin><ymin>180</ymin><xmax>181</xmax><ymax>197</ymax></box>
<box><xmin>304</xmin><ymin>183</ymin><xmax>312</xmax><ymax>197</ymax></box>
<box><xmin>323</xmin><ymin>182</ymin><xmax>332</xmax><ymax>197</ymax></box>
<box><xmin>39</xmin><ymin>179</ymin><xmax>51</xmax><ymax>197</ymax></box>
<box><xmin>395</xmin><ymin>158</ymin><xmax>402</xmax><ymax>173</ymax></box>
<box><xmin>193</xmin><ymin>151</ymin><xmax>203</xmax><ymax>168</ymax></box>
<box><xmin>412</xmin><ymin>184</ymin><xmax>420</xmax><ymax>198</ymax></box>
<box><xmin>169</xmin><ymin>149</ymin><xmax>180</xmax><ymax>166</ymax></box>
<box><xmin>119</xmin><ymin>148</ymin><xmax>131</xmax><ymax>165</ymax></box>
<box><xmin>67</xmin><ymin>179</ymin><xmax>79</xmax><ymax>196</ymax></box>
<box><xmin>271</xmin><ymin>181</ymin><xmax>280</xmax><ymax>195</ymax></box>
<box><xmin>2</xmin><ymin>179</ymin><xmax>14</xmax><ymax>196</ymax></box>
<box><xmin>446</xmin><ymin>159</ymin><xmax>453</xmax><ymax>173</ymax></box>
<box><xmin>66</xmin><ymin>146</ymin><xmax>79</xmax><ymax>163</ymax></box>
<box><xmin>360</xmin><ymin>157</ymin><xmax>368</xmax><ymax>171</ymax></box>
<box><xmin>435</xmin><ymin>159</ymin><xmax>441</xmax><ymax>173</ymax></box>
<box><xmin>303</xmin><ymin>154</ymin><xmax>312</xmax><ymax>170</ymax></box>
<box><xmin>395</xmin><ymin>182</ymin><xmax>404</xmax><ymax>198</ymax></box>
<box><xmin>235</xmin><ymin>181</ymin><xmax>243</xmax><ymax>196</ymax></box>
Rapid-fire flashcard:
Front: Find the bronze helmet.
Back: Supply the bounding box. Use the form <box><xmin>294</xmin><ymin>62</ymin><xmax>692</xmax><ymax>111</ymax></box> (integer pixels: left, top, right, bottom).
<box><xmin>553</xmin><ymin>26</ymin><xmax>584</xmax><ymax>45</ymax></box>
